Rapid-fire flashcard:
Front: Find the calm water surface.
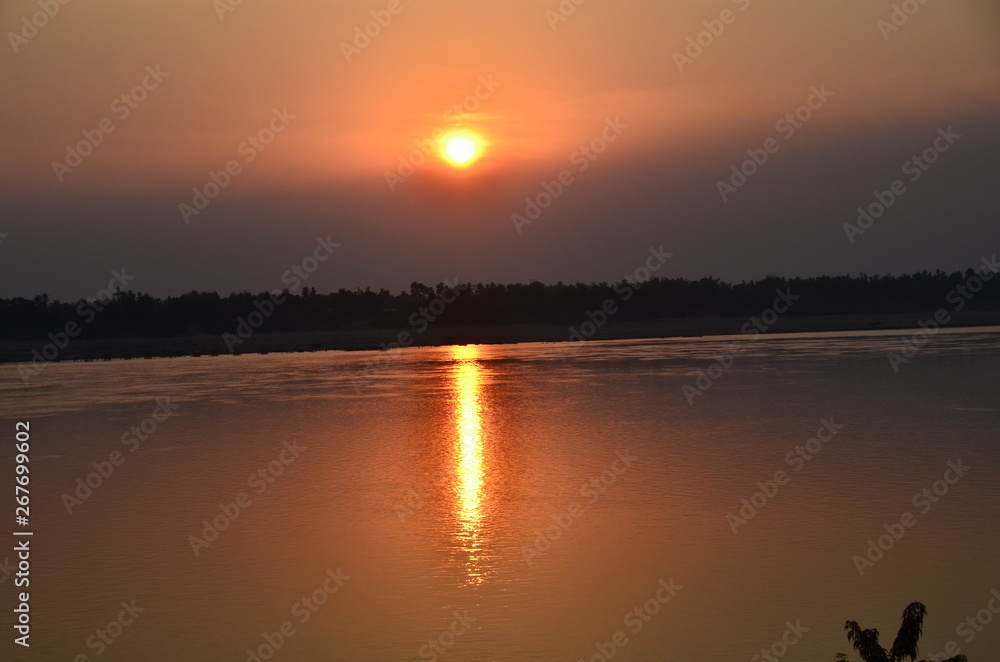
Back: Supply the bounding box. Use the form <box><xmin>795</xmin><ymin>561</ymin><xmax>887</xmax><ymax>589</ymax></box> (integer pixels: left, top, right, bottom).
<box><xmin>2</xmin><ymin>327</ymin><xmax>999</xmax><ymax>661</ymax></box>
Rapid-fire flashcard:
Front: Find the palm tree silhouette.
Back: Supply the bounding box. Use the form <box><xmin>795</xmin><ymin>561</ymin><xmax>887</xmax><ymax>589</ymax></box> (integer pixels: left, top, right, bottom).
<box><xmin>836</xmin><ymin>602</ymin><xmax>967</xmax><ymax>662</ymax></box>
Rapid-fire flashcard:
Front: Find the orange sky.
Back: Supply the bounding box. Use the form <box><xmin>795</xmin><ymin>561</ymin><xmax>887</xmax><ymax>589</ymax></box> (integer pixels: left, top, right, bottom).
<box><xmin>1</xmin><ymin>0</ymin><xmax>999</xmax><ymax>297</ymax></box>
<box><xmin>4</xmin><ymin>0</ymin><xmax>997</xmax><ymax>188</ymax></box>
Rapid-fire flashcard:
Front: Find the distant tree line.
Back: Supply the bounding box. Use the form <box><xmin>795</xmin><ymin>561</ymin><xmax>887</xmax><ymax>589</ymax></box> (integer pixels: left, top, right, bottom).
<box><xmin>1</xmin><ymin>269</ymin><xmax>998</xmax><ymax>341</ymax></box>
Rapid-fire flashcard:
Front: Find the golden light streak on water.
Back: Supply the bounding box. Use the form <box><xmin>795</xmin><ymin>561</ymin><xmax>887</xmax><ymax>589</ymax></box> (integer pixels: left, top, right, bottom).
<box><xmin>450</xmin><ymin>345</ymin><xmax>488</xmax><ymax>584</ymax></box>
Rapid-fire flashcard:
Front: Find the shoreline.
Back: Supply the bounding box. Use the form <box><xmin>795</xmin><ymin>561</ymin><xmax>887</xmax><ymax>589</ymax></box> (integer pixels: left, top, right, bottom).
<box><xmin>3</xmin><ymin>311</ymin><xmax>1000</xmax><ymax>365</ymax></box>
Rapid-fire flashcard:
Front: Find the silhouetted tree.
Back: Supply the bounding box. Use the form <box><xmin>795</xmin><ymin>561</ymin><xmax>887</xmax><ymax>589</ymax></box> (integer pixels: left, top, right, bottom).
<box><xmin>836</xmin><ymin>602</ymin><xmax>967</xmax><ymax>662</ymax></box>
<box><xmin>1</xmin><ymin>269</ymin><xmax>998</xmax><ymax>342</ymax></box>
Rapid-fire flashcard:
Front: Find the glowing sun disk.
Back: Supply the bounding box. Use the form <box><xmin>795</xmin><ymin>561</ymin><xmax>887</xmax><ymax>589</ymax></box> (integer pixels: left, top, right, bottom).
<box><xmin>442</xmin><ymin>134</ymin><xmax>480</xmax><ymax>167</ymax></box>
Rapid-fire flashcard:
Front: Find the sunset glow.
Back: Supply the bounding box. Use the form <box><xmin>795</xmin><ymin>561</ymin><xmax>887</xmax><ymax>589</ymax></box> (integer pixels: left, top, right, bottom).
<box><xmin>3</xmin><ymin>0</ymin><xmax>1000</xmax><ymax>659</ymax></box>
<box><xmin>2</xmin><ymin>2</ymin><xmax>997</xmax><ymax>296</ymax></box>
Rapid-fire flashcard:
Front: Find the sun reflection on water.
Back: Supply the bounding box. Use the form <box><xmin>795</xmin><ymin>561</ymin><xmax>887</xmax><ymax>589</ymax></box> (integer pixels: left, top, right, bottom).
<box><xmin>450</xmin><ymin>345</ymin><xmax>489</xmax><ymax>585</ymax></box>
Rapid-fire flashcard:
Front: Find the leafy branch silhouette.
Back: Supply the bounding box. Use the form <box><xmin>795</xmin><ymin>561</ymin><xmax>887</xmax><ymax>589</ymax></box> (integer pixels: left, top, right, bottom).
<box><xmin>835</xmin><ymin>602</ymin><xmax>967</xmax><ymax>662</ymax></box>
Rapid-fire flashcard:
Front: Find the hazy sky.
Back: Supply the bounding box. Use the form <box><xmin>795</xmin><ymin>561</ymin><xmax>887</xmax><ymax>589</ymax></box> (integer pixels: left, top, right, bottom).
<box><xmin>2</xmin><ymin>0</ymin><xmax>999</xmax><ymax>299</ymax></box>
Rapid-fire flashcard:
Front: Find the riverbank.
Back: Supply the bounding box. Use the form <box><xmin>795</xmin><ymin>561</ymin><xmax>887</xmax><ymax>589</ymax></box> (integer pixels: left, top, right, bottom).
<box><xmin>3</xmin><ymin>310</ymin><xmax>1000</xmax><ymax>364</ymax></box>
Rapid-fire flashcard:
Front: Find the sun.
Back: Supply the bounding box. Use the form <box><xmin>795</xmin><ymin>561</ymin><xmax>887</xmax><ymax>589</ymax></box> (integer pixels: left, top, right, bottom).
<box><xmin>441</xmin><ymin>133</ymin><xmax>481</xmax><ymax>168</ymax></box>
